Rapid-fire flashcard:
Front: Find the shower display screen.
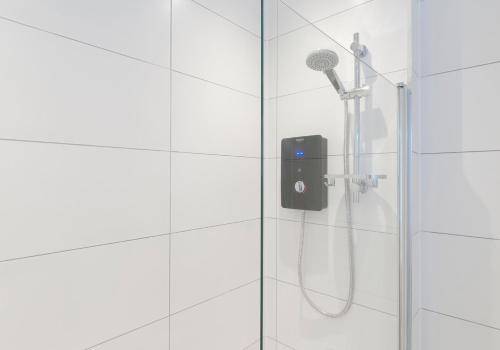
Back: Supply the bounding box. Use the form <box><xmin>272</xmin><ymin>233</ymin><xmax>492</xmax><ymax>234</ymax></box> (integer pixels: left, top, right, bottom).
<box><xmin>295</xmin><ymin>149</ymin><xmax>305</xmax><ymax>158</ymax></box>
<box><xmin>281</xmin><ymin>135</ymin><xmax>328</xmax><ymax>211</ymax></box>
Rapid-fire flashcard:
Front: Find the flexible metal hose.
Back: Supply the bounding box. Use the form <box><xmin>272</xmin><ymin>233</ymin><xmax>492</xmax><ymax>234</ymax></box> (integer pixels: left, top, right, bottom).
<box><xmin>297</xmin><ymin>99</ymin><xmax>355</xmax><ymax>317</ymax></box>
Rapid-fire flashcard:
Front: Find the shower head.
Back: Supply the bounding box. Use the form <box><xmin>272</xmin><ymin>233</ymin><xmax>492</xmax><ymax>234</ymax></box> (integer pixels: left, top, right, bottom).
<box><xmin>306</xmin><ymin>49</ymin><xmax>346</xmax><ymax>95</ymax></box>
<box><xmin>306</xmin><ymin>49</ymin><xmax>339</xmax><ymax>71</ymax></box>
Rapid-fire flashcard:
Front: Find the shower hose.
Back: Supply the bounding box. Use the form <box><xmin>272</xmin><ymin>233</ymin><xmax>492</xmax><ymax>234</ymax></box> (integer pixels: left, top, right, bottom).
<box><xmin>297</xmin><ymin>100</ymin><xmax>355</xmax><ymax>317</ymax></box>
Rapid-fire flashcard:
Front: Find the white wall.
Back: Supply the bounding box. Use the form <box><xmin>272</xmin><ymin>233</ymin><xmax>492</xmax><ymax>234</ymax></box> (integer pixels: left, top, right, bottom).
<box><xmin>0</xmin><ymin>0</ymin><xmax>261</xmax><ymax>349</ymax></box>
<box><xmin>416</xmin><ymin>0</ymin><xmax>500</xmax><ymax>349</ymax></box>
<box><xmin>263</xmin><ymin>0</ymin><xmax>412</xmax><ymax>349</ymax></box>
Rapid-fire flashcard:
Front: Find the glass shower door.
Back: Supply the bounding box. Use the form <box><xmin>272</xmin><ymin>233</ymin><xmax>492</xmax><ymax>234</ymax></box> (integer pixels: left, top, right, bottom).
<box><xmin>262</xmin><ymin>2</ymin><xmax>409</xmax><ymax>349</ymax></box>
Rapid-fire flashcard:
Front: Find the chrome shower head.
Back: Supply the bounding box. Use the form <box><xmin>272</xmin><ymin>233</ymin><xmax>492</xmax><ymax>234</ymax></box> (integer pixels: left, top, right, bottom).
<box><xmin>306</xmin><ymin>49</ymin><xmax>339</xmax><ymax>71</ymax></box>
<box><xmin>306</xmin><ymin>49</ymin><xmax>346</xmax><ymax>95</ymax></box>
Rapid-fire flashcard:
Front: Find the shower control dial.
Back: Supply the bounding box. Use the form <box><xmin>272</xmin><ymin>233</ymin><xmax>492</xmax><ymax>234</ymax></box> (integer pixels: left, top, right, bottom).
<box><xmin>294</xmin><ymin>180</ymin><xmax>306</xmax><ymax>193</ymax></box>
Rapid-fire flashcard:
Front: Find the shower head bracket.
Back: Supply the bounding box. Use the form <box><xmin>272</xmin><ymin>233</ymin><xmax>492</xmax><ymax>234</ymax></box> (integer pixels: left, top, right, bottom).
<box><xmin>324</xmin><ymin>173</ymin><xmax>387</xmax><ymax>194</ymax></box>
<box><xmin>340</xmin><ymin>86</ymin><xmax>370</xmax><ymax>100</ymax></box>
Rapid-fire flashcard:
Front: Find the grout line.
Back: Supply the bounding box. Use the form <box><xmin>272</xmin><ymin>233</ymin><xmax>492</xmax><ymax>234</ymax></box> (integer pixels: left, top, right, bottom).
<box><xmin>413</xmin><ymin>307</ymin><xmax>422</xmax><ymax>322</ymax></box>
<box><xmin>423</xmin><ymin>59</ymin><xmax>500</xmax><ymax>78</ymax></box>
<box><xmin>272</xmin><ymin>83</ymin><xmax>334</xmax><ymax>98</ymax></box>
<box><xmin>264</xmin><ymin>151</ymin><xmax>398</xmax><ymax>159</ymax></box>
<box><xmin>0</xmin><ymin>137</ymin><xmax>169</xmax><ymax>153</ymax></box>
<box><xmin>420</xmin><ymin>149</ymin><xmax>500</xmax><ymax>155</ymax></box>
<box><xmin>243</xmin><ymin>338</ymin><xmax>261</xmax><ymax>350</ymax></box>
<box><xmin>0</xmin><ymin>18</ymin><xmax>260</xmax><ymax>101</ymax></box>
<box><xmin>170</xmin><ymin>150</ymin><xmax>260</xmax><ymax>159</ymax></box>
<box><xmin>171</xmin><ymin>69</ymin><xmax>260</xmax><ymax>99</ymax></box>
<box><xmin>170</xmin><ymin>278</ymin><xmax>260</xmax><ymax>316</ymax></box>
<box><xmin>266</xmin><ymin>0</ymin><xmax>376</xmax><ymax>41</ymax></box>
<box><xmin>312</xmin><ymin>0</ymin><xmax>378</xmax><ymax>23</ymax></box>
<box><xmin>85</xmin><ymin>279</ymin><xmax>260</xmax><ymax>349</ymax></box>
<box><xmin>84</xmin><ymin>314</ymin><xmax>170</xmax><ymax>350</ymax></box>
<box><xmin>423</xmin><ymin>230</ymin><xmax>500</xmax><ymax>242</ymax></box>
<box><xmin>0</xmin><ymin>218</ymin><xmax>261</xmax><ymax>264</ymax></box>
<box><xmin>422</xmin><ymin>308</ymin><xmax>500</xmax><ymax>332</ymax></box>
<box><xmin>266</xmin><ymin>337</ymin><xmax>298</xmax><ymax>350</ymax></box>
<box><xmin>412</xmin><ymin>230</ymin><xmax>422</xmax><ymax>238</ymax></box>
<box><xmin>276</xmin><ymin>279</ymin><xmax>397</xmax><ymax>317</ymax></box>
<box><xmin>170</xmin><ymin>218</ymin><xmax>261</xmax><ymax>236</ymax></box>
<box><xmin>269</xmin><ymin>68</ymin><xmax>407</xmax><ymax>99</ymax></box>
<box><xmin>269</xmin><ymin>216</ymin><xmax>397</xmax><ymax>236</ymax></box>
<box><xmin>0</xmin><ymin>15</ymin><xmax>169</xmax><ymax>70</ymax></box>
<box><xmin>277</xmin><ymin>0</ymin><xmax>398</xmax><ymax>88</ymax></box>
<box><xmin>0</xmin><ymin>233</ymin><xmax>171</xmax><ymax>264</ymax></box>
<box><xmin>189</xmin><ymin>0</ymin><xmax>260</xmax><ymax>38</ymax></box>
<box><xmin>0</xmin><ymin>137</ymin><xmax>263</xmax><ymax>159</ymax></box>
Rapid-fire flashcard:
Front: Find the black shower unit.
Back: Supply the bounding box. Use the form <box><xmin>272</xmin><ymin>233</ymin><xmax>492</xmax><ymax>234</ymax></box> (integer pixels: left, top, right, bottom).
<box><xmin>281</xmin><ymin>135</ymin><xmax>328</xmax><ymax>211</ymax></box>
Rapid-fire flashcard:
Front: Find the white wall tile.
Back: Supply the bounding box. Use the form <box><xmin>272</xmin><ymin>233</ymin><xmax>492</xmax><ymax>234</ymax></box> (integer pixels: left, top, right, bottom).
<box><xmin>264</xmin><ymin>338</ymin><xmax>292</xmax><ymax>350</ymax></box>
<box><xmin>264</xmin><ymin>98</ymin><xmax>277</xmax><ymax>158</ymax></box>
<box><xmin>264</xmin><ymin>38</ymin><xmax>278</xmax><ymax>98</ymax></box>
<box><xmin>409</xmin><ymin>0</ymin><xmax>421</xmax><ymax>77</ymax></box>
<box><xmin>278</xmin><ymin>154</ymin><xmax>398</xmax><ymax>234</ymax></box>
<box><xmin>91</xmin><ymin>319</ymin><xmax>170</xmax><ymax>350</ymax></box>
<box><xmin>277</xmin><ymin>86</ymin><xmax>344</xmax><ymax>153</ymax></box>
<box><xmin>276</xmin><ymin>0</ymin><xmax>307</xmax><ymax>37</ymax></box>
<box><xmin>0</xmin><ymin>0</ymin><xmax>171</xmax><ymax>66</ymax></box>
<box><xmin>0</xmin><ymin>236</ymin><xmax>169</xmax><ymax>350</ymax></box>
<box><xmin>192</xmin><ymin>0</ymin><xmax>261</xmax><ymax>36</ymax></box>
<box><xmin>244</xmin><ymin>340</ymin><xmax>261</xmax><ymax>350</ymax></box>
<box><xmin>275</xmin><ymin>342</ymin><xmax>294</xmax><ymax>350</ymax></box>
<box><xmin>415</xmin><ymin>2</ymin><xmax>500</xmax><ymax>349</ymax></box>
<box><xmin>409</xmin><ymin>72</ymin><xmax>422</xmax><ymax>154</ymax></box>
<box><xmin>421</xmin><ymin>310</ymin><xmax>500</xmax><ymax>350</ymax></box>
<box><xmin>411</xmin><ymin>153</ymin><xmax>421</xmax><ymax>235</ymax></box>
<box><xmin>316</xmin><ymin>0</ymin><xmax>409</xmax><ymax>79</ymax></box>
<box><xmin>0</xmin><ymin>20</ymin><xmax>170</xmax><ymax>150</ymax></box>
<box><xmin>171</xmin><ymin>153</ymin><xmax>259</xmax><ymax>232</ymax></box>
<box><xmin>412</xmin><ymin>232</ymin><xmax>422</xmax><ymax>318</ymax></box>
<box><xmin>412</xmin><ymin>310</ymin><xmax>421</xmax><ymax>350</ymax></box>
<box><xmin>0</xmin><ymin>141</ymin><xmax>170</xmax><ymax>261</ymax></box>
<box><xmin>282</xmin><ymin>0</ymin><xmax>372</xmax><ymax>24</ymax></box>
<box><xmin>170</xmin><ymin>220</ymin><xmax>260</xmax><ymax>312</ymax></box>
<box><xmin>172</xmin><ymin>0</ymin><xmax>260</xmax><ymax>95</ymax></box>
<box><xmin>276</xmin><ymin>281</ymin><xmax>398</xmax><ymax>350</ymax></box>
<box><xmin>422</xmin><ymin>232</ymin><xmax>500</xmax><ymax>329</ymax></box>
<box><xmin>421</xmin><ymin>0</ymin><xmax>500</xmax><ymax>75</ymax></box>
<box><xmin>264</xmin><ymin>218</ymin><xmax>277</xmax><ymax>278</ymax></box>
<box><xmin>264</xmin><ymin>0</ymin><xmax>278</xmax><ymax>40</ymax></box>
<box><xmin>277</xmin><ymin>220</ymin><xmax>398</xmax><ymax>314</ymax></box>
<box><xmin>422</xmin><ymin>152</ymin><xmax>500</xmax><ymax>239</ymax></box>
<box><xmin>263</xmin><ymin>277</ymin><xmax>277</xmax><ymax>339</ymax></box>
<box><xmin>422</xmin><ymin>62</ymin><xmax>500</xmax><ymax>153</ymax></box>
<box><xmin>170</xmin><ymin>282</ymin><xmax>260</xmax><ymax>350</ymax></box>
<box><xmin>171</xmin><ymin>72</ymin><xmax>260</xmax><ymax>157</ymax></box>
<box><xmin>264</xmin><ymin>159</ymin><xmax>278</xmax><ymax>218</ymax></box>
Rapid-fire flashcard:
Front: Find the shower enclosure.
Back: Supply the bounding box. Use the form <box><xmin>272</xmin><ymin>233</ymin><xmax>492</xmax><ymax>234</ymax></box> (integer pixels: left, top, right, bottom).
<box><xmin>0</xmin><ymin>0</ymin><xmax>412</xmax><ymax>348</ymax></box>
<box><xmin>260</xmin><ymin>1</ymin><xmax>411</xmax><ymax>349</ymax></box>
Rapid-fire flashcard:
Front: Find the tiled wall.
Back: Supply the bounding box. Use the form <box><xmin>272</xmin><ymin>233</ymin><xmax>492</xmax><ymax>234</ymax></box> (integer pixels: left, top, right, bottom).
<box><xmin>0</xmin><ymin>0</ymin><xmax>261</xmax><ymax>349</ymax></box>
<box><xmin>263</xmin><ymin>0</ymin><xmax>412</xmax><ymax>349</ymax></box>
<box><xmin>416</xmin><ymin>0</ymin><xmax>500</xmax><ymax>349</ymax></box>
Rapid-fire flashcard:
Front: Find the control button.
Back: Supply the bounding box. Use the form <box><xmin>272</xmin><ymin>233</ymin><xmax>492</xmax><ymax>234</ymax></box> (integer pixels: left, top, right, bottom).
<box><xmin>294</xmin><ymin>180</ymin><xmax>306</xmax><ymax>193</ymax></box>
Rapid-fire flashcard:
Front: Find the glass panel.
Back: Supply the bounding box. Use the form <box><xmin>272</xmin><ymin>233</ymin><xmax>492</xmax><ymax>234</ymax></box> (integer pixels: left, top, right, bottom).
<box><xmin>262</xmin><ymin>1</ymin><xmax>401</xmax><ymax>349</ymax></box>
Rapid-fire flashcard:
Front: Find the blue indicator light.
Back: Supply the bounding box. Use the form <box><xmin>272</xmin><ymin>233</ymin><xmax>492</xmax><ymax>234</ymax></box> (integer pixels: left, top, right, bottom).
<box><xmin>295</xmin><ymin>150</ymin><xmax>305</xmax><ymax>158</ymax></box>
